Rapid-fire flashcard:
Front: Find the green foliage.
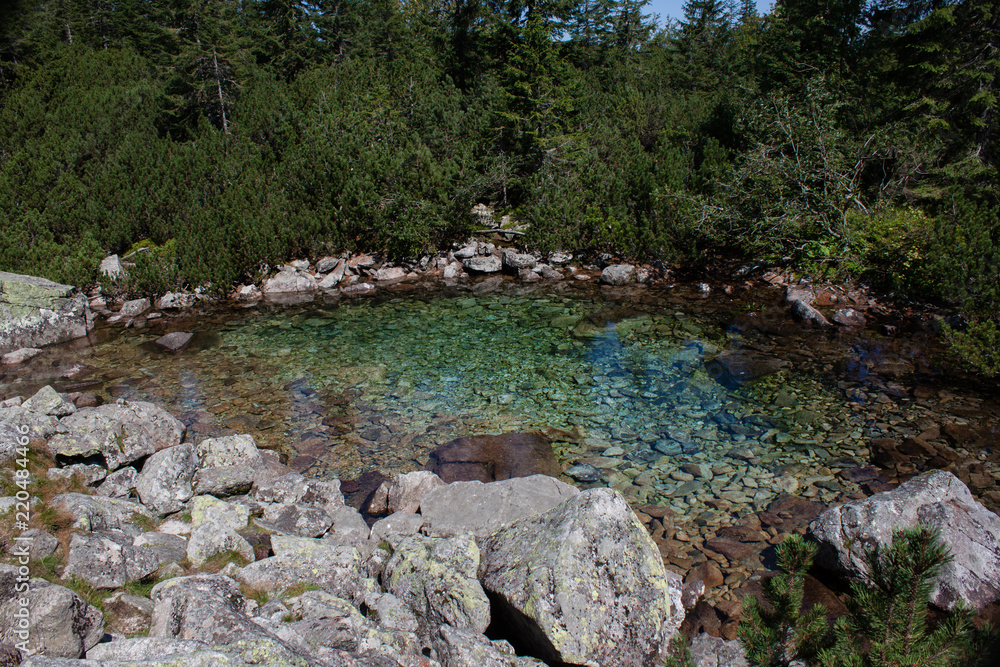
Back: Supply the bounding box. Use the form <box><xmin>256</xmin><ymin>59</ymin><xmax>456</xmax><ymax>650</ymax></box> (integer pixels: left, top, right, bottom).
<box><xmin>661</xmin><ymin>633</ymin><xmax>697</xmax><ymax>667</ymax></box>
<box><xmin>941</xmin><ymin>318</ymin><xmax>1000</xmax><ymax>377</ymax></box>
<box><xmin>738</xmin><ymin>534</ymin><xmax>830</xmax><ymax>667</ymax></box>
<box><xmin>817</xmin><ymin>526</ymin><xmax>981</xmax><ymax>667</ymax></box>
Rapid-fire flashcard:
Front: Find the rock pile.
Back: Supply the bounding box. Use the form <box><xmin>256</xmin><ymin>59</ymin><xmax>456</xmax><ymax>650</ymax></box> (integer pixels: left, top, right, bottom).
<box><xmin>1</xmin><ymin>386</ymin><xmax>685</xmax><ymax>667</ymax></box>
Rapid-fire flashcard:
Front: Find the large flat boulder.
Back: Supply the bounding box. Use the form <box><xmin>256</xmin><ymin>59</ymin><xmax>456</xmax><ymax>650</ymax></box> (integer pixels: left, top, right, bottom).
<box><xmin>0</xmin><ymin>271</ymin><xmax>92</xmax><ymax>355</ymax></box>
<box><xmin>810</xmin><ymin>469</ymin><xmax>1000</xmax><ymax>610</ymax></box>
<box><xmin>479</xmin><ymin>488</ymin><xmax>681</xmax><ymax>666</ymax></box>
<box><xmin>0</xmin><ymin>581</ymin><xmax>104</xmax><ymax>658</ymax></box>
<box><xmin>419</xmin><ymin>475</ymin><xmax>579</xmax><ymax>539</ymax></box>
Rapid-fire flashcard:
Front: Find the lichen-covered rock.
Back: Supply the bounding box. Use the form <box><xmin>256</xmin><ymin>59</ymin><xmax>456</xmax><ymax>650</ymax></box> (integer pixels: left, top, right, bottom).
<box><xmin>22</xmin><ymin>386</ymin><xmax>76</xmax><ymax>417</ymax></box>
<box><xmin>462</xmin><ymin>256</ymin><xmax>502</xmax><ymax>274</ymax></box>
<box><xmin>0</xmin><ymin>271</ymin><xmax>91</xmax><ymax>355</ymax></box>
<box><xmin>150</xmin><ymin>576</ymin><xmax>300</xmax><ymax>657</ymax></box>
<box><xmin>810</xmin><ymin>469</ymin><xmax>1000</xmax><ymax>610</ymax></box>
<box><xmin>186</xmin><ymin>522</ymin><xmax>255</xmax><ymax>568</ymax></box>
<box><xmin>600</xmin><ymin>264</ymin><xmax>636</xmax><ymax>286</ymax></box>
<box><xmin>62</xmin><ymin>532</ymin><xmax>159</xmax><ymax>589</ymax></box>
<box><xmin>50</xmin><ymin>399</ymin><xmax>183</xmax><ymax>470</ymax></box>
<box><xmin>19</xmin><ymin>529</ymin><xmax>60</xmax><ymax>561</ymax></box>
<box><xmin>419</xmin><ymin>475</ymin><xmax>579</xmax><ymax>539</ymax></box>
<box><xmin>190</xmin><ymin>494</ymin><xmax>250</xmax><ymax>529</ymax></box>
<box><xmin>262</xmin><ymin>270</ymin><xmax>318</xmax><ymax>295</ymax></box>
<box><xmin>136</xmin><ymin>444</ymin><xmax>197</xmax><ymax>515</ymax></box>
<box><xmin>252</xmin><ymin>472</ymin><xmax>344</xmax><ymax>515</ymax></box>
<box><xmin>86</xmin><ymin>637</ymin><xmax>208</xmax><ymax>661</ymax></box>
<box><xmin>370</xmin><ymin>513</ymin><xmax>425</xmax><ymax>548</ymax></box>
<box><xmin>196</xmin><ymin>434</ymin><xmax>262</xmax><ymax>468</ymax></box>
<box><xmin>46</xmin><ymin>463</ymin><xmax>105</xmax><ymax>486</ymax></box>
<box><xmin>1</xmin><ymin>347</ymin><xmax>41</xmax><ymax>365</ymax></box>
<box><xmin>95</xmin><ymin>467</ymin><xmax>138</xmax><ymax>499</ymax></box>
<box><xmin>368</xmin><ymin>470</ymin><xmax>445</xmax><ymax>515</ymax></box>
<box><xmin>50</xmin><ymin>493</ymin><xmax>152</xmax><ymax>532</ymax></box>
<box><xmin>382</xmin><ymin>533</ymin><xmax>490</xmax><ymax>636</ymax></box>
<box><xmin>479</xmin><ymin>488</ymin><xmax>680</xmax><ymax>667</ymax></box>
<box><xmin>193</xmin><ymin>464</ymin><xmax>255</xmax><ymax>497</ymax></box>
<box><xmin>134</xmin><ymin>531</ymin><xmax>188</xmax><ymax>566</ymax></box>
<box><xmin>322</xmin><ymin>505</ymin><xmax>372</xmax><ymax>550</ymax></box>
<box><xmin>0</xmin><ymin>581</ymin><xmax>103</xmax><ymax>658</ymax></box>
<box><xmin>1</xmin><ymin>412</ymin><xmax>53</xmax><ymax>463</ymax></box>
<box><xmin>689</xmin><ymin>632</ymin><xmax>749</xmax><ymax>667</ymax></box>
<box><xmin>433</xmin><ymin>625</ymin><xmax>543</xmax><ymax>667</ymax></box>
<box><xmin>258</xmin><ymin>503</ymin><xmax>334</xmax><ymax>538</ymax></box>
<box><xmin>237</xmin><ymin>539</ymin><xmax>373</xmax><ymax>604</ymax></box>
<box><xmin>119</xmin><ymin>298</ymin><xmax>151</xmax><ymax>318</ymax></box>
<box><xmin>501</xmin><ymin>251</ymin><xmax>537</xmax><ymax>273</ymax></box>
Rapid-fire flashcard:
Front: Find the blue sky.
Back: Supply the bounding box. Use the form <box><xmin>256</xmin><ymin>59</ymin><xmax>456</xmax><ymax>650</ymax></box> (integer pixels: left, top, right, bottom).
<box><xmin>646</xmin><ymin>0</ymin><xmax>773</xmax><ymax>27</ymax></box>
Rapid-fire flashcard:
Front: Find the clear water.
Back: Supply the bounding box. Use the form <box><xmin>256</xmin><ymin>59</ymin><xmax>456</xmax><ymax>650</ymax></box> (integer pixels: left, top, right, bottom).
<box><xmin>2</xmin><ymin>279</ymin><xmax>993</xmax><ymax>524</ymax></box>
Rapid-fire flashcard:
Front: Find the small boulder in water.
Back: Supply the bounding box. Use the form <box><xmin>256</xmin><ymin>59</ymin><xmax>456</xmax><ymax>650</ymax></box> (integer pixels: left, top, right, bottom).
<box><xmin>155</xmin><ymin>332</ymin><xmax>193</xmax><ymax>352</ymax></box>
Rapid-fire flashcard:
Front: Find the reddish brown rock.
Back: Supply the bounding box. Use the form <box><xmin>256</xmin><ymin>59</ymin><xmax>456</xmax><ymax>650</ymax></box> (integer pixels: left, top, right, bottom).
<box><xmin>686</xmin><ymin>561</ymin><xmax>724</xmax><ymax>589</ymax></box>
<box><xmin>705</xmin><ymin>537</ymin><xmax>758</xmax><ymax>561</ymax></box>
<box><xmin>426</xmin><ymin>432</ymin><xmax>561</xmax><ymax>483</ymax></box>
<box><xmin>943</xmin><ymin>422</ymin><xmax>979</xmax><ymax>444</ymax></box>
<box><xmin>680</xmin><ymin>601</ymin><xmax>723</xmax><ymax>638</ymax></box>
<box><xmin>715</xmin><ymin>525</ymin><xmax>767</xmax><ymax>543</ymax></box>
<box><xmin>758</xmin><ymin>494</ymin><xmax>825</xmax><ymax>532</ymax></box>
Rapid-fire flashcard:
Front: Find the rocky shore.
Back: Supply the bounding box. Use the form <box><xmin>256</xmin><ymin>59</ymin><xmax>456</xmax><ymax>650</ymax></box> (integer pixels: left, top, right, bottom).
<box><xmin>1</xmin><ymin>385</ymin><xmax>999</xmax><ymax>667</ymax></box>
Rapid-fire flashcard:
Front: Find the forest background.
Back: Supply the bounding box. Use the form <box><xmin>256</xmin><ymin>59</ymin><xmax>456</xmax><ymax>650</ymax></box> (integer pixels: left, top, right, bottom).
<box><xmin>0</xmin><ymin>0</ymin><xmax>997</xmax><ymax>366</ymax></box>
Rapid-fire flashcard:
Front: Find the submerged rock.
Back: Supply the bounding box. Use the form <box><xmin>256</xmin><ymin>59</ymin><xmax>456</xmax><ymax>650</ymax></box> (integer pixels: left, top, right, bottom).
<box><xmin>479</xmin><ymin>488</ymin><xmax>681</xmax><ymax>666</ymax></box>
<box><xmin>154</xmin><ymin>331</ymin><xmax>193</xmax><ymax>352</ymax></box>
<box><xmin>427</xmin><ymin>432</ymin><xmax>561</xmax><ymax>483</ymax></box>
<box><xmin>704</xmin><ymin>350</ymin><xmax>789</xmax><ymax>387</ymax></box>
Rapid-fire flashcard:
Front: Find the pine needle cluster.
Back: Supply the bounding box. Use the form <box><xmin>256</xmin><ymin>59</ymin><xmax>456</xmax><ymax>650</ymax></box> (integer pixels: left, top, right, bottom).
<box><xmin>738</xmin><ymin>527</ymin><xmax>992</xmax><ymax>667</ymax></box>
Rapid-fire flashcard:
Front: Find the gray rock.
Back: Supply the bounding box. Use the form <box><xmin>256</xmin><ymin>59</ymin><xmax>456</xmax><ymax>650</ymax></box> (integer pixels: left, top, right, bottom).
<box><xmin>832</xmin><ymin>308</ymin><xmax>867</xmax><ymax>327</ymax></box>
<box><xmin>790</xmin><ymin>297</ymin><xmax>832</xmax><ymax>326</ymax></box>
<box><xmin>196</xmin><ymin>434</ymin><xmax>262</xmax><ymax>468</ymax></box>
<box><xmin>95</xmin><ymin>466</ymin><xmax>138</xmax><ymax>498</ymax></box>
<box><xmin>370</xmin><ymin>512</ymin><xmax>425</xmax><ymax>548</ymax></box>
<box><xmin>237</xmin><ymin>538</ymin><xmax>373</xmax><ymax>604</ymax></box>
<box><xmin>368</xmin><ymin>470</ymin><xmax>445</xmax><ymax>515</ymax></box>
<box><xmin>99</xmin><ymin>255</ymin><xmax>123</xmax><ymax>279</ymax></box>
<box><xmin>258</xmin><ymin>503</ymin><xmax>334</xmax><ymax>538</ymax></box>
<box><xmin>262</xmin><ymin>270</ymin><xmax>318</xmax><ymax>295</ymax></box>
<box><xmin>374</xmin><ymin>266</ymin><xmax>407</xmax><ymax>281</ymax></box>
<box><xmin>322</xmin><ymin>505</ymin><xmax>372</xmax><ymax>549</ymax></box>
<box><xmin>340</xmin><ymin>282</ymin><xmax>375</xmax><ymax>296</ymax></box>
<box><xmin>0</xmin><ymin>271</ymin><xmax>92</xmax><ymax>355</ymax></box>
<box><xmin>150</xmin><ymin>575</ymin><xmax>270</xmax><ymax>646</ymax></box>
<box><xmin>689</xmin><ymin>633</ymin><xmax>749</xmax><ymax>667</ymax></box>
<box><xmin>154</xmin><ymin>292</ymin><xmax>196</xmax><ymax>310</ymax></box>
<box><xmin>186</xmin><ymin>522</ymin><xmax>254</xmax><ymax>568</ymax></box>
<box><xmin>119</xmin><ymin>298</ymin><xmax>151</xmax><ymax>318</ymax></box>
<box><xmin>382</xmin><ymin>533</ymin><xmax>490</xmax><ymax>636</ymax></box>
<box><xmin>136</xmin><ymin>444</ymin><xmax>197</xmax><ymax>515</ymax></box>
<box><xmin>193</xmin><ymin>464</ymin><xmax>256</xmax><ymax>497</ymax></box>
<box><xmin>443</xmin><ymin>261</ymin><xmax>464</xmax><ymax>279</ymax></box>
<box><xmin>0</xmin><ymin>406</ymin><xmax>58</xmax><ymax>463</ymax></box>
<box><xmin>252</xmin><ymin>472</ymin><xmax>344</xmax><ymax>515</ymax></box>
<box><xmin>23</xmin><ymin>386</ymin><xmax>76</xmax><ymax>417</ymax></box>
<box><xmin>86</xmin><ymin>637</ymin><xmax>208</xmax><ymax>661</ymax></box>
<box><xmin>501</xmin><ymin>251</ymin><xmax>537</xmax><ymax>273</ymax></box>
<box><xmin>190</xmin><ymin>495</ymin><xmax>250</xmax><ymax>530</ymax></box>
<box><xmin>50</xmin><ymin>493</ymin><xmax>153</xmax><ymax>531</ymax></box>
<box><xmin>0</xmin><ymin>581</ymin><xmax>103</xmax><ymax>658</ymax></box>
<box><xmin>420</xmin><ymin>474</ymin><xmax>579</xmax><ymax>539</ymax></box>
<box><xmin>564</xmin><ymin>462</ymin><xmax>602</xmax><ymax>482</ymax></box>
<box><xmin>600</xmin><ymin>264</ymin><xmax>636</xmax><ymax>286</ymax></box>
<box><xmin>315</xmin><ymin>256</ymin><xmax>341</xmax><ymax>274</ymax></box>
<box><xmin>19</xmin><ymin>529</ymin><xmax>60</xmax><ymax>560</ymax></box>
<box><xmin>454</xmin><ymin>243</ymin><xmax>478</xmax><ymax>260</ymax></box>
<box><xmin>479</xmin><ymin>488</ymin><xmax>680</xmax><ymax>667</ymax></box>
<box><xmin>46</xmin><ymin>463</ymin><xmax>105</xmax><ymax>486</ymax></box>
<box><xmin>0</xmin><ymin>347</ymin><xmax>41</xmax><ymax>365</ymax></box>
<box><xmin>462</xmin><ymin>256</ymin><xmax>502</xmax><ymax>274</ymax></box>
<box><xmin>62</xmin><ymin>532</ymin><xmax>159</xmax><ymax>589</ymax></box>
<box><xmin>810</xmin><ymin>469</ymin><xmax>1000</xmax><ymax>611</ymax></box>
<box><xmin>365</xmin><ymin>592</ymin><xmax>419</xmax><ymax>633</ymax></box>
<box><xmin>95</xmin><ymin>401</ymin><xmax>185</xmax><ymax>452</ymax></box>
<box><xmin>134</xmin><ymin>531</ymin><xmax>188</xmax><ymax>566</ymax></box>
<box><xmin>434</xmin><ymin>625</ymin><xmax>539</xmax><ymax>667</ymax></box>
<box><xmin>154</xmin><ymin>332</ymin><xmax>193</xmax><ymax>352</ymax></box>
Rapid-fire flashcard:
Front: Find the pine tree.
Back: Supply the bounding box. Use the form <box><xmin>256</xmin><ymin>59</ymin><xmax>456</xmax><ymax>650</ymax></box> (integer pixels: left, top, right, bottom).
<box><xmin>738</xmin><ymin>534</ymin><xmax>831</xmax><ymax>667</ymax></box>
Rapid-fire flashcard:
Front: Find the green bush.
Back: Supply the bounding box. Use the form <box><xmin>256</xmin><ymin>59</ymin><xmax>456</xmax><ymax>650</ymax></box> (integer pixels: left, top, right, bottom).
<box><xmin>941</xmin><ymin>318</ymin><xmax>1000</xmax><ymax>378</ymax></box>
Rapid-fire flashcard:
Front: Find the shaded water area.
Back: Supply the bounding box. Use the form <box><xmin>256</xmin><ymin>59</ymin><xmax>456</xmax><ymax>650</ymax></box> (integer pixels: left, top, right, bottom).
<box><xmin>3</xmin><ymin>278</ymin><xmax>999</xmax><ymax>557</ymax></box>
